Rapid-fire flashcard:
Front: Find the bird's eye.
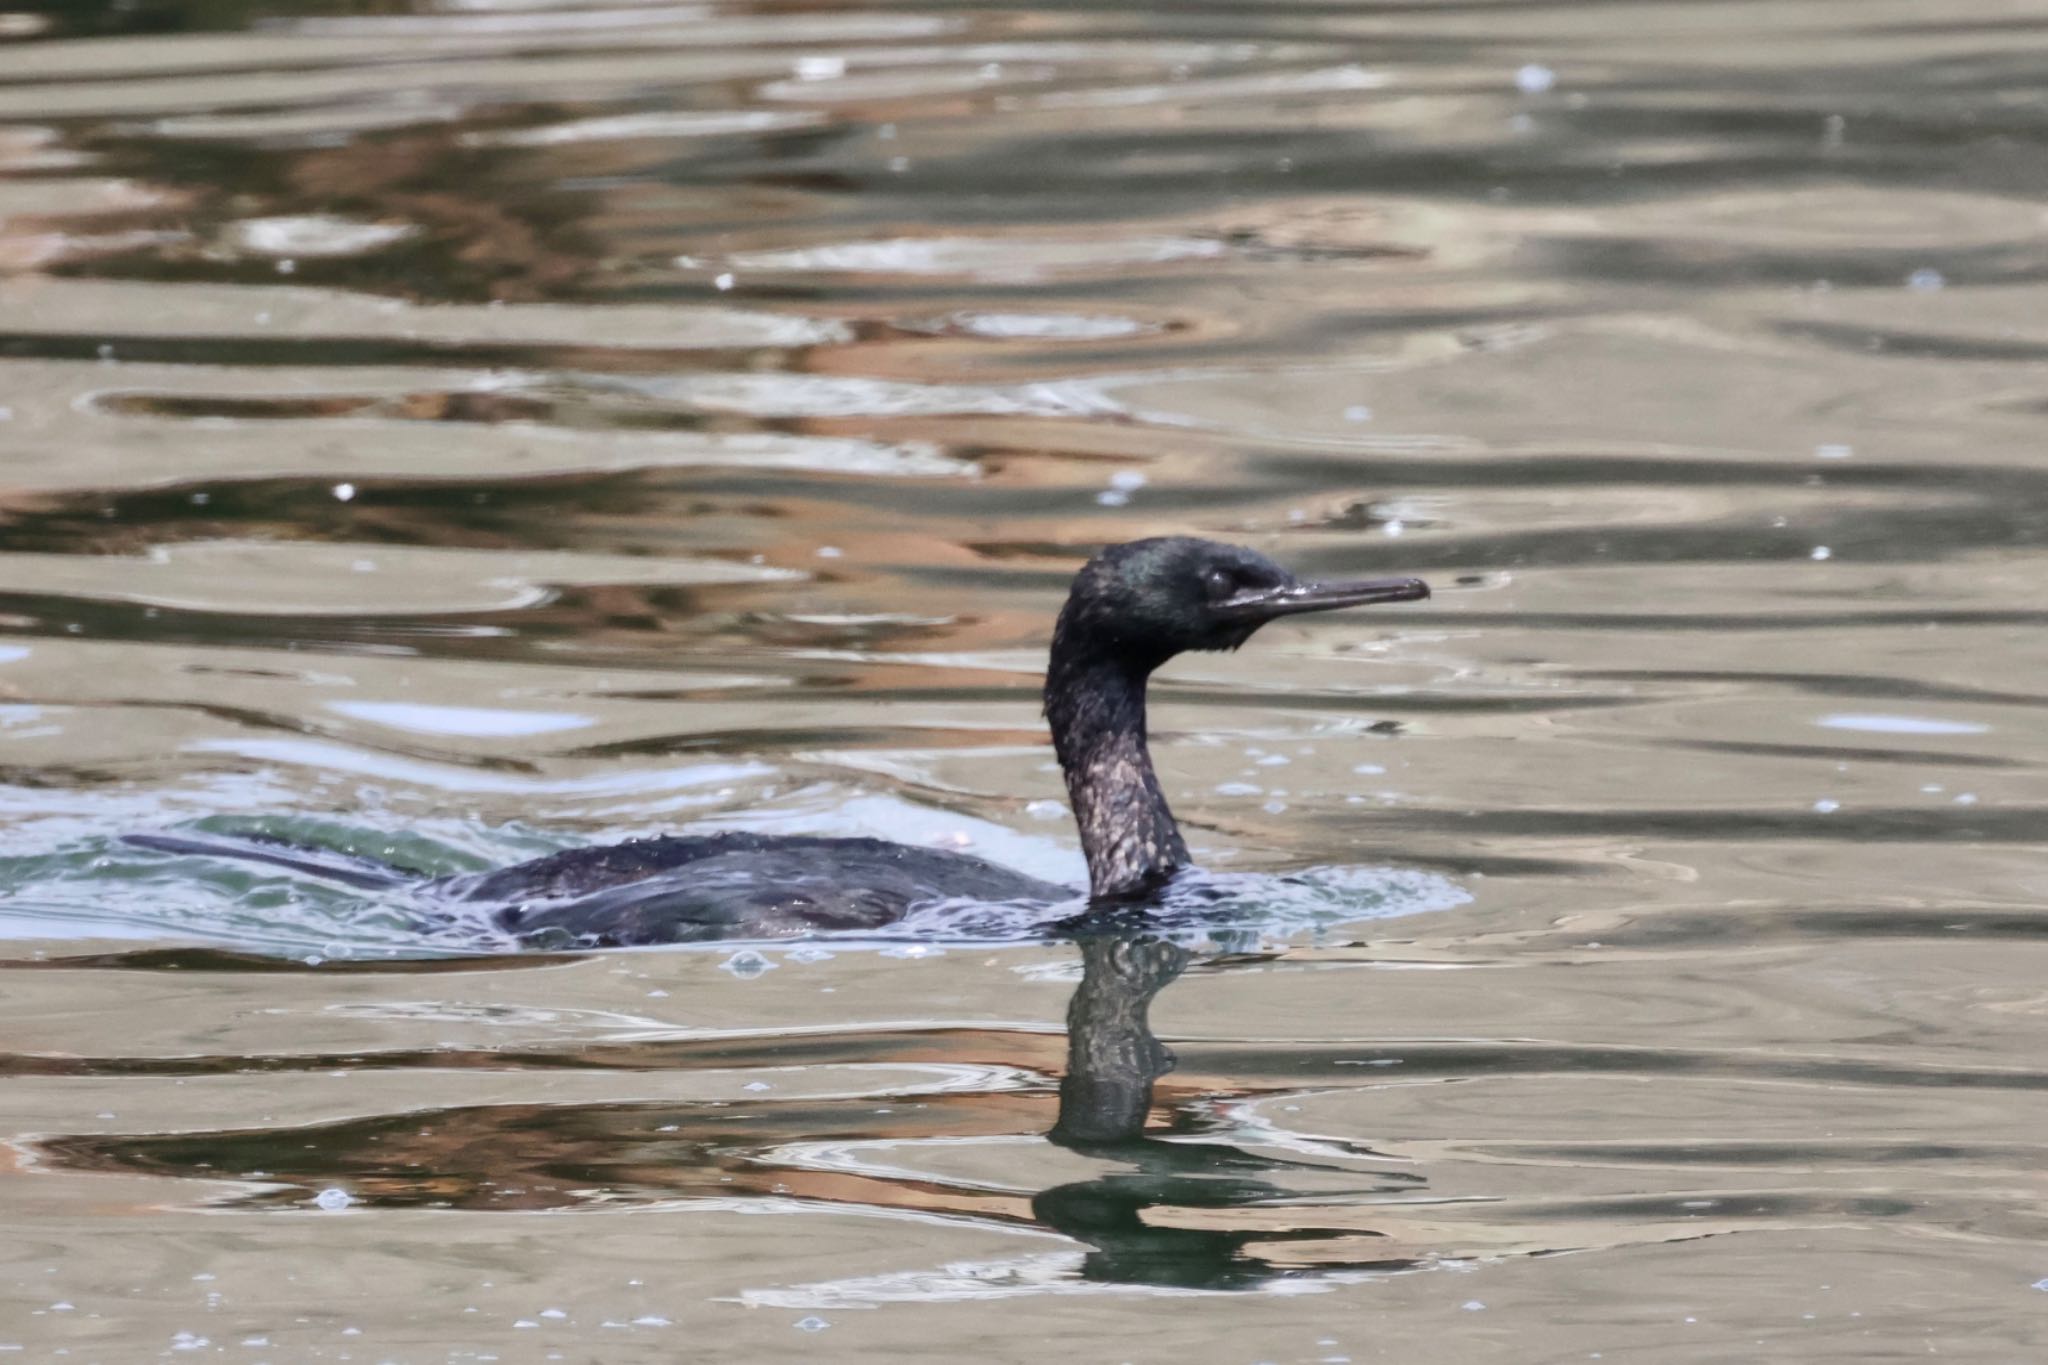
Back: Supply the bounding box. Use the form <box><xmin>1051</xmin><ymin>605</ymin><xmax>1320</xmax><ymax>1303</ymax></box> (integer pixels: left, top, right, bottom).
<box><xmin>1204</xmin><ymin>568</ymin><xmax>1238</xmax><ymax>600</ymax></box>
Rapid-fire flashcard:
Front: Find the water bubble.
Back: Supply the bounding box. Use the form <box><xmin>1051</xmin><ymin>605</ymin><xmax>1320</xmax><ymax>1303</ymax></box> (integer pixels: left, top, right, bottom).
<box><xmin>815</xmin><ymin>544</ymin><xmax>842</xmax><ymax>558</ymax></box>
<box><xmin>796</xmin><ymin>1317</ymin><xmax>830</xmax><ymax>1332</ymax></box>
<box><xmin>1096</xmin><ymin>490</ymin><xmax>1130</xmax><ymax>507</ymax></box>
<box><xmin>632</xmin><ymin>1315</ymin><xmax>672</xmax><ymax>1327</ymax></box>
<box><xmin>713</xmin><ymin>272</ymin><xmax>735</xmax><ymax>291</ymax></box>
<box><xmin>1810</xmin><ymin>546</ymin><xmax>1831</xmax><ymax>560</ymax></box>
<box><xmin>1813</xmin><ymin>798</ymin><xmax>1840</xmax><ymax>814</ymax></box>
<box><xmin>1383</xmin><ymin>519</ymin><xmax>1406</xmax><ymax>537</ymax></box>
<box><xmin>1955</xmin><ymin>792</ymin><xmax>1979</xmax><ymax>805</ymax></box>
<box><xmin>1461</xmin><ymin>1300</ymin><xmax>1487</xmax><ymax>1312</ymax></box>
<box><xmin>720</xmin><ymin>949</ymin><xmax>776</xmax><ymax>978</ymax></box>
<box><xmin>1024</xmin><ymin>799</ymin><xmax>1065</xmax><ymax>821</ymax></box>
<box><xmin>312</xmin><ymin>1187</ymin><xmax>354</xmax><ymax>1212</ymax></box>
<box><xmin>1215</xmin><ymin>782</ymin><xmax>1263</xmax><ymax>797</ymax></box>
<box><xmin>1344</xmin><ymin>404</ymin><xmax>1373</xmax><ymax>423</ymax></box>
<box><xmin>332</xmin><ymin>483</ymin><xmax>356</xmax><ymax>502</ymax></box>
<box><xmin>1108</xmin><ymin>470</ymin><xmax>1148</xmax><ymax>492</ymax></box>
<box><xmin>1906</xmin><ymin>268</ymin><xmax>1945</xmax><ymax>292</ymax></box>
<box><xmin>794</xmin><ymin>55</ymin><xmax>846</xmax><ymax>81</ymax></box>
<box><xmin>539</xmin><ymin>1309</ymin><xmax>567</xmax><ymax>1320</ymax></box>
<box><xmin>1515</xmin><ymin>63</ymin><xmax>1556</xmax><ymax>94</ymax></box>
<box><xmin>1814</xmin><ymin>443</ymin><xmax>1853</xmax><ymax>460</ymax></box>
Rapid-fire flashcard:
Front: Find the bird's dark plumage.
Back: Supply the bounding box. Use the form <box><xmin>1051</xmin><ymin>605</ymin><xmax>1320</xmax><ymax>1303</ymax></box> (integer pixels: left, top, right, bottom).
<box><xmin>458</xmin><ymin>833</ymin><xmax>1068</xmax><ymax>945</ymax></box>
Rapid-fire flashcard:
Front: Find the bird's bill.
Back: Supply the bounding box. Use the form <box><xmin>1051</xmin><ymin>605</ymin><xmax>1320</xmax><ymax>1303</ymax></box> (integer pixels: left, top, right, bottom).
<box><xmin>1221</xmin><ymin>576</ymin><xmax>1431</xmax><ymax>620</ymax></box>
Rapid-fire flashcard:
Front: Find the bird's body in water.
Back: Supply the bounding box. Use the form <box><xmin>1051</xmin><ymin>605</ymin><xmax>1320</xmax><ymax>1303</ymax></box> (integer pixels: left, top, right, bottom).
<box><xmin>126</xmin><ymin>538</ymin><xmax>1427</xmax><ymax>946</ymax></box>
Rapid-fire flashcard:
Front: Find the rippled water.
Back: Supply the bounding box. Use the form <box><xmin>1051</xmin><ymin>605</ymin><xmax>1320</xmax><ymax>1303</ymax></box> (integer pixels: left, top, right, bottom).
<box><xmin>7</xmin><ymin>0</ymin><xmax>2048</xmax><ymax>1358</ymax></box>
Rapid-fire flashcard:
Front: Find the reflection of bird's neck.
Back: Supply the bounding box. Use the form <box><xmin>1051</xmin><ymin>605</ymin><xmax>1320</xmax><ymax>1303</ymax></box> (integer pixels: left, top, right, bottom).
<box><xmin>1050</xmin><ymin>935</ymin><xmax>1191</xmax><ymax>1147</ymax></box>
<box><xmin>1044</xmin><ymin>624</ymin><xmax>1190</xmax><ymax>901</ymax></box>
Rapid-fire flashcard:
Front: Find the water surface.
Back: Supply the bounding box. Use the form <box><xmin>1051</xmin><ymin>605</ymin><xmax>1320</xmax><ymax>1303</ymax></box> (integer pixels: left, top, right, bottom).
<box><xmin>5</xmin><ymin>0</ymin><xmax>2048</xmax><ymax>1359</ymax></box>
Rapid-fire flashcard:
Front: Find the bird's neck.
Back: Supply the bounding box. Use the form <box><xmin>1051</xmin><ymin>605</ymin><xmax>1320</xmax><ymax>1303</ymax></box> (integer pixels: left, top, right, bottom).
<box><xmin>1044</xmin><ymin>644</ymin><xmax>1190</xmax><ymax>900</ymax></box>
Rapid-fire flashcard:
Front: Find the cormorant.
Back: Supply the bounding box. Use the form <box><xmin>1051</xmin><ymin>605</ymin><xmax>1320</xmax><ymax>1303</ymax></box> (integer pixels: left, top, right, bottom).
<box><xmin>126</xmin><ymin>537</ymin><xmax>1428</xmax><ymax>945</ymax></box>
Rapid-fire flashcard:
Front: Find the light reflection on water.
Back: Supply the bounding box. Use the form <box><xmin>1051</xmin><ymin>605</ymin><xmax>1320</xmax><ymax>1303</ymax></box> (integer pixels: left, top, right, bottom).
<box><xmin>4</xmin><ymin>0</ymin><xmax>2048</xmax><ymax>1357</ymax></box>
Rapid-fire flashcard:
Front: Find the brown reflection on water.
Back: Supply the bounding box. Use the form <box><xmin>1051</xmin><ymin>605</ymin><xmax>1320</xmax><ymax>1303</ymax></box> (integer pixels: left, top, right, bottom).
<box><xmin>17</xmin><ymin>936</ymin><xmax>1648</xmax><ymax>1290</ymax></box>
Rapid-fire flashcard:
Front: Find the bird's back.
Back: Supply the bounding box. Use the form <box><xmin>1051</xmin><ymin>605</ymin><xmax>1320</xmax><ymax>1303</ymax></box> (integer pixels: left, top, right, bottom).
<box><xmin>436</xmin><ymin>832</ymin><xmax>1072</xmax><ymax>946</ymax></box>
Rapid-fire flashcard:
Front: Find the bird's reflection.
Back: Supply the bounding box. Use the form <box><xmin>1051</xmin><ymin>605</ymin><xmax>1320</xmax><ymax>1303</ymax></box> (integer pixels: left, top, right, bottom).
<box><xmin>1037</xmin><ymin>930</ymin><xmax>1422</xmax><ymax>1288</ymax></box>
<box><xmin>30</xmin><ymin>933</ymin><xmax>1432</xmax><ymax>1294</ymax></box>
<box><xmin>1050</xmin><ymin>932</ymin><xmax>1190</xmax><ymax>1149</ymax></box>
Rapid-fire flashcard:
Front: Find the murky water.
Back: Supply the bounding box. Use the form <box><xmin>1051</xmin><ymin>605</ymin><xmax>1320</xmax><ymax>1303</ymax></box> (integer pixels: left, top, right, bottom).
<box><xmin>6</xmin><ymin>0</ymin><xmax>2048</xmax><ymax>1358</ymax></box>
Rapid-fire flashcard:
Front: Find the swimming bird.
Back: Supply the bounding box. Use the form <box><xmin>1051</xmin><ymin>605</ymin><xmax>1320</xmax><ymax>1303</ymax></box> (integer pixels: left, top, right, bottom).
<box><xmin>125</xmin><ymin>537</ymin><xmax>1427</xmax><ymax>946</ymax></box>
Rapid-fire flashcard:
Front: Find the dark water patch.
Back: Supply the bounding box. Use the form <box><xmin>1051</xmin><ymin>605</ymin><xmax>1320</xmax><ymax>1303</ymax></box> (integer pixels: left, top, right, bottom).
<box><xmin>17</xmin><ymin>1023</ymin><xmax>2048</xmax><ymax>1094</ymax></box>
<box><xmin>0</xmin><ymin>944</ymin><xmax>575</xmax><ymax>974</ymax></box>
<box><xmin>1487</xmin><ymin>1140</ymin><xmax>2046</xmax><ymax>1168</ymax></box>
<box><xmin>1574</xmin><ymin>669</ymin><xmax>2048</xmax><ymax>711</ymax></box>
<box><xmin>0</xmin><ymin>330</ymin><xmax>814</xmax><ymax>370</ymax></box>
<box><xmin>0</xmin><ymin>467</ymin><xmax>687</xmax><ymax>553</ymax></box>
<box><xmin>1655</xmin><ymin>738</ymin><xmax>2021</xmax><ymax>771</ymax></box>
<box><xmin>5</xmin><ymin>0</ymin><xmax>308</xmax><ymax>40</ymax></box>
<box><xmin>1313</xmin><ymin>805</ymin><xmax>2048</xmax><ymax>843</ymax></box>
<box><xmin>1175</xmin><ymin>1040</ymin><xmax>2048</xmax><ymax>1092</ymax></box>
<box><xmin>1527</xmin><ymin>907</ymin><xmax>2048</xmax><ymax>949</ymax></box>
<box><xmin>0</xmin><ymin>594</ymin><xmax>536</xmax><ymax>658</ymax></box>
<box><xmin>0</xmin><ymin>1025</ymin><xmax>1049</xmax><ymax>1080</ymax></box>
<box><xmin>1547</xmin><ymin>237</ymin><xmax>2048</xmax><ymax>292</ymax></box>
<box><xmin>1776</xmin><ymin>320</ymin><xmax>2048</xmax><ymax>365</ymax></box>
<box><xmin>95</xmin><ymin>389</ymin><xmax>556</xmax><ymax>424</ymax></box>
